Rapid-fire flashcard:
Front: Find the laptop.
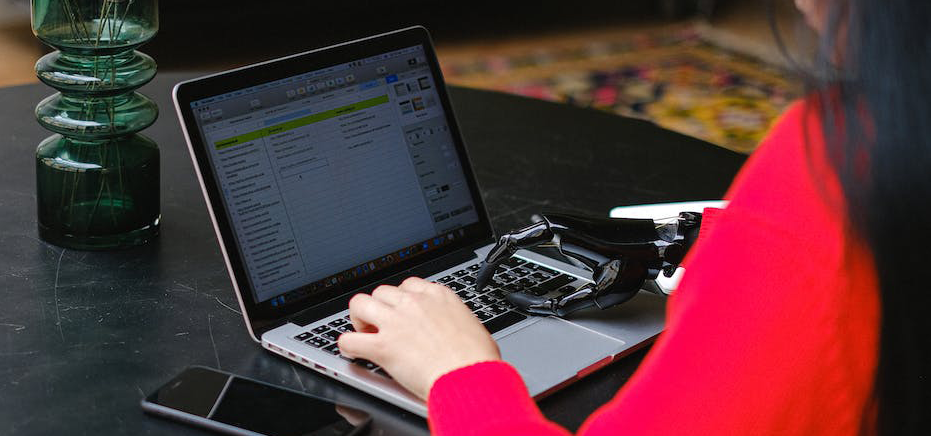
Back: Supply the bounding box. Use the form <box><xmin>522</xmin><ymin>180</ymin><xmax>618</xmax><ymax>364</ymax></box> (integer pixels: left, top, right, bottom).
<box><xmin>173</xmin><ymin>26</ymin><xmax>666</xmax><ymax>417</ymax></box>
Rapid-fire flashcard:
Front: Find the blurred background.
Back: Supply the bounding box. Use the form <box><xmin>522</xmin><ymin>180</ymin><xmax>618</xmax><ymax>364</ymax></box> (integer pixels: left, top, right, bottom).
<box><xmin>0</xmin><ymin>0</ymin><xmax>808</xmax><ymax>153</ymax></box>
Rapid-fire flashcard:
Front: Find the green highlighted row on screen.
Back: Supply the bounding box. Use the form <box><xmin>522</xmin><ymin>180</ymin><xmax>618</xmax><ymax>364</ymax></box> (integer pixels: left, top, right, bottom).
<box><xmin>213</xmin><ymin>95</ymin><xmax>390</xmax><ymax>150</ymax></box>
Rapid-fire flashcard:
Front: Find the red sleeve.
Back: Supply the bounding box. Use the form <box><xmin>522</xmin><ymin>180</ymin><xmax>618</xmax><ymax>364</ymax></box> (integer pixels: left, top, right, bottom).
<box><xmin>428</xmin><ymin>361</ymin><xmax>571</xmax><ymax>436</ymax></box>
<box><xmin>428</xmin><ymin>100</ymin><xmax>877</xmax><ymax>436</ymax></box>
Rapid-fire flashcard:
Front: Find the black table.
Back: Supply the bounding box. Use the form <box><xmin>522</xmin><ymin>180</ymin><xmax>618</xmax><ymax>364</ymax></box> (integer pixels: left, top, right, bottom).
<box><xmin>0</xmin><ymin>73</ymin><xmax>746</xmax><ymax>435</ymax></box>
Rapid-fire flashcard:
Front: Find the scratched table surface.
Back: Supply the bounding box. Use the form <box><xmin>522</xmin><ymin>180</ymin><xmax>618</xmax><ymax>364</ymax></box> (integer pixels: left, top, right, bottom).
<box><xmin>0</xmin><ymin>73</ymin><xmax>746</xmax><ymax>435</ymax></box>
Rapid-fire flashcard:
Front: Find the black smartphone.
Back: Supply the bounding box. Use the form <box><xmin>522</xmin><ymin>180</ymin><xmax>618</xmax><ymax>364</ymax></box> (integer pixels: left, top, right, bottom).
<box><xmin>141</xmin><ymin>366</ymin><xmax>370</xmax><ymax>436</ymax></box>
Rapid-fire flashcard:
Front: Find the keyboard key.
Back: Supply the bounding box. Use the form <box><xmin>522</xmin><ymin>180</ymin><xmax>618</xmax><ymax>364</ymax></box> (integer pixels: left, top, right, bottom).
<box><xmin>502</xmin><ymin>257</ymin><xmax>526</xmax><ymax>268</ymax></box>
<box><xmin>478</xmin><ymin>295</ymin><xmax>499</xmax><ymax>306</ymax></box>
<box><xmin>474</xmin><ymin>311</ymin><xmax>493</xmax><ymax>322</ymax></box>
<box><xmin>530</xmin><ymin>272</ymin><xmax>552</xmax><ymax>281</ymax></box>
<box><xmin>447</xmin><ymin>282</ymin><xmax>466</xmax><ymax>291</ymax></box>
<box><xmin>465</xmin><ymin>301</ymin><xmax>483</xmax><ymax>312</ymax></box>
<box><xmin>328</xmin><ymin>318</ymin><xmax>348</xmax><ymax>327</ymax></box>
<box><xmin>488</xmin><ymin>305</ymin><xmax>509</xmax><ymax>315</ymax></box>
<box><xmin>294</xmin><ymin>332</ymin><xmax>313</xmax><ymax>341</ymax></box>
<box><xmin>490</xmin><ymin>289</ymin><xmax>506</xmax><ymax>299</ymax></box>
<box><xmin>499</xmin><ymin>273</ymin><xmax>518</xmax><ymax>283</ymax></box>
<box><xmin>455</xmin><ymin>290</ymin><xmax>475</xmax><ymax>300</ymax></box>
<box><xmin>322</xmin><ymin>343</ymin><xmax>341</xmax><ymax>355</ymax></box>
<box><xmin>467</xmin><ymin>264</ymin><xmax>482</xmax><ymax>272</ymax></box>
<box><xmin>438</xmin><ymin>275</ymin><xmax>455</xmax><ymax>284</ymax></box>
<box><xmin>511</xmin><ymin>267</ymin><xmax>533</xmax><ymax>277</ymax></box>
<box><xmin>557</xmin><ymin>285</ymin><xmax>576</xmax><ymax>294</ymax></box>
<box><xmin>483</xmin><ymin>311</ymin><xmax>527</xmax><ymax>334</ymax></box>
<box><xmin>312</xmin><ymin>325</ymin><xmax>329</xmax><ymax>334</ymax></box>
<box><xmin>473</xmin><ymin>285</ymin><xmax>494</xmax><ymax>295</ymax></box>
<box><xmin>320</xmin><ymin>330</ymin><xmax>341</xmax><ymax>342</ymax></box>
<box><xmin>453</xmin><ymin>270</ymin><xmax>470</xmax><ymax>277</ymax></box>
<box><xmin>305</xmin><ymin>337</ymin><xmax>329</xmax><ymax>348</ymax></box>
<box><xmin>459</xmin><ymin>276</ymin><xmax>476</xmax><ymax>285</ymax></box>
<box><xmin>337</xmin><ymin>324</ymin><xmax>355</xmax><ymax>333</ymax></box>
<box><xmin>517</xmin><ymin>278</ymin><xmax>536</xmax><ymax>288</ymax></box>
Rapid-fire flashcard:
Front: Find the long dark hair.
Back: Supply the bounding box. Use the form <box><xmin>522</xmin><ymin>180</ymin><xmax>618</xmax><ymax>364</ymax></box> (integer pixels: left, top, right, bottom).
<box><xmin>771</xmin><ymin>0</ymin><xmax>931</xmax><ymax>434</ymax></box>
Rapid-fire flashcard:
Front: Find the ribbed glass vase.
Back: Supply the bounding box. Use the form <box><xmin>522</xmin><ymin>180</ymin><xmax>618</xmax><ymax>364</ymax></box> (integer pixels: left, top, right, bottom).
<box><xmin>31</xmin><ymin>0</ymin><xmax>160</xmax><ymax>250</ymax></box>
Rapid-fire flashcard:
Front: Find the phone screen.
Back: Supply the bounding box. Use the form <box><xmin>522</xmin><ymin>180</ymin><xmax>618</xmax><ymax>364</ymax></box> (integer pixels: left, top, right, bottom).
<box><xmin>145</xmin><ymin>367</ymin><xmax>365</xmax><ymax>436</ymax></box>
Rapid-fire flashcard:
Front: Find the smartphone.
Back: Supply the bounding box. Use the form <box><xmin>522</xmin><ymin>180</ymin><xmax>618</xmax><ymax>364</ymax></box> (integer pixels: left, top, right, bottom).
<box><xmin>141</xmin><ymin>366</ymin><xmax>371</xmax><ymax>436</ymax></box>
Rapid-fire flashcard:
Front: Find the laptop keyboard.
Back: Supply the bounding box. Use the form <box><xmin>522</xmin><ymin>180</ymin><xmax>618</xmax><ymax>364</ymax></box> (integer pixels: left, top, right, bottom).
<box><xmin>290</xmin><ymin>258</ymin><xmax>578</xmax><ymax>378</ymax></box>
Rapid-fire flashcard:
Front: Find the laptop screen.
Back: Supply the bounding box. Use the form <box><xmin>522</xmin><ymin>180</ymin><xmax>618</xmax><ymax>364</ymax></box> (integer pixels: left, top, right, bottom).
<box><xmin>187</xmin><ymin>44</ymin><xmax>480</xmax><ymax>307</ymax></box>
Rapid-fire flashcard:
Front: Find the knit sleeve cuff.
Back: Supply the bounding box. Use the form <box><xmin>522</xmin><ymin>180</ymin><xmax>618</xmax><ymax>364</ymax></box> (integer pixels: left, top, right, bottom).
<box><xmin>427</xmin><ymin>361</ymin><xmax>545</xmax><ymax>434</ymax></box>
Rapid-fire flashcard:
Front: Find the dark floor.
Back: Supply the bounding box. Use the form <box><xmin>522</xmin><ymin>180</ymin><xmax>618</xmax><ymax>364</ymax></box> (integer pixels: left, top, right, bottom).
<box><xmin>0</xmin><ymin>1</ymin><xmax>804</xmax><ymax>87</ymax></box>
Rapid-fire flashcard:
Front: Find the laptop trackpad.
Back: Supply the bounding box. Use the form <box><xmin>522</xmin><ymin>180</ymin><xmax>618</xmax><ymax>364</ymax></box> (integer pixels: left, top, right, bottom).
<box><xmin>498</xmin><ymin>317</ymin><xmax>625</xmax><ymax>396</ymax></box>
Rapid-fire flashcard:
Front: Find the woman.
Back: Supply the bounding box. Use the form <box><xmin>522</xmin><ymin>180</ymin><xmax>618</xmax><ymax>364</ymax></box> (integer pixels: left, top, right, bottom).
<box><xmin>338</xmin><ymin>0</ymin><xmax>931</xmax><ymax>434</ymax></box>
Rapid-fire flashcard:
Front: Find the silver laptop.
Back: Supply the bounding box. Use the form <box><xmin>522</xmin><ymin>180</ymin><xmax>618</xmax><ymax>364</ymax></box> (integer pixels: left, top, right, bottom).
<box><xmin>173</xmin><ymin>26</ymin><xmax>666</xmax><ymax>417</ymax></box>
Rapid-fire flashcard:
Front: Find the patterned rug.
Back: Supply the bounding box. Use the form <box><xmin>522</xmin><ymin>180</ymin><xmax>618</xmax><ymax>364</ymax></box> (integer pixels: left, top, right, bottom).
<box><xmin>440</xmin><ymin>27</ymin><xmax>802</xmax><ymax>154</ymax></box>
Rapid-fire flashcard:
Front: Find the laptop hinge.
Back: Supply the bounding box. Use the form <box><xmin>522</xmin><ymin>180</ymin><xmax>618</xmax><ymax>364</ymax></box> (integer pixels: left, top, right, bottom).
<box><xmin>288</xmin><ymin>244</ymin><xmax>484</xmax><ymax>327</ymax></box>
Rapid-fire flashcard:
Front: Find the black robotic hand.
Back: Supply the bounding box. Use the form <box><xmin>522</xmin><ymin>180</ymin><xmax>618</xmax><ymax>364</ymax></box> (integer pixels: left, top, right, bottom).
<box><xmin>474</xmin><ymin>212</ymin><xmax>702</xmax><ymax>317</ymax></box>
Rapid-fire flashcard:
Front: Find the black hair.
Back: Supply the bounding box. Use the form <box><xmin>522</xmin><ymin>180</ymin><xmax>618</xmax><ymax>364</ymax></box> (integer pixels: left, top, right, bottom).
<box><xmin>770</xmin><ymin>0</ymin><xmax>931</xmax><ymax>434</ymax></box>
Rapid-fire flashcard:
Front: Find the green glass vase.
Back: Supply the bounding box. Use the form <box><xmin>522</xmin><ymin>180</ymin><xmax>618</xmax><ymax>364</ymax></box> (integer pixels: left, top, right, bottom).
<box><xmin>32</xmin><ymin>0</ymin><xmax>160</xmax><ymax>250</ymax></box>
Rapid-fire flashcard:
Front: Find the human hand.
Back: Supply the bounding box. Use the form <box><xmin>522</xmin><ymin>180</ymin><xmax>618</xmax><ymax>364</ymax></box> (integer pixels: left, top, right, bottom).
<box><xmin>337</xmin><ymin>277</ymin><xmax>501</xmax><ymax>400</ymax></box>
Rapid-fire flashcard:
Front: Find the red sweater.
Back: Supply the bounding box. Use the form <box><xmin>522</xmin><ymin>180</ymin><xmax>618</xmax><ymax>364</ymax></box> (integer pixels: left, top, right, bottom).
<box><xmin>427</xmin><ymin>99</ymin><xmax>880</xmax><ymax>436</ymax></box>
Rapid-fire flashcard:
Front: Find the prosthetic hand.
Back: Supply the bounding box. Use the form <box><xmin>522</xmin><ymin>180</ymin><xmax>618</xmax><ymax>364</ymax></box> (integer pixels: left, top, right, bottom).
<box><xmin>474</xmin><ymin>212</ymin><xmax>702</xmax><ymax>317</ymax></box>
